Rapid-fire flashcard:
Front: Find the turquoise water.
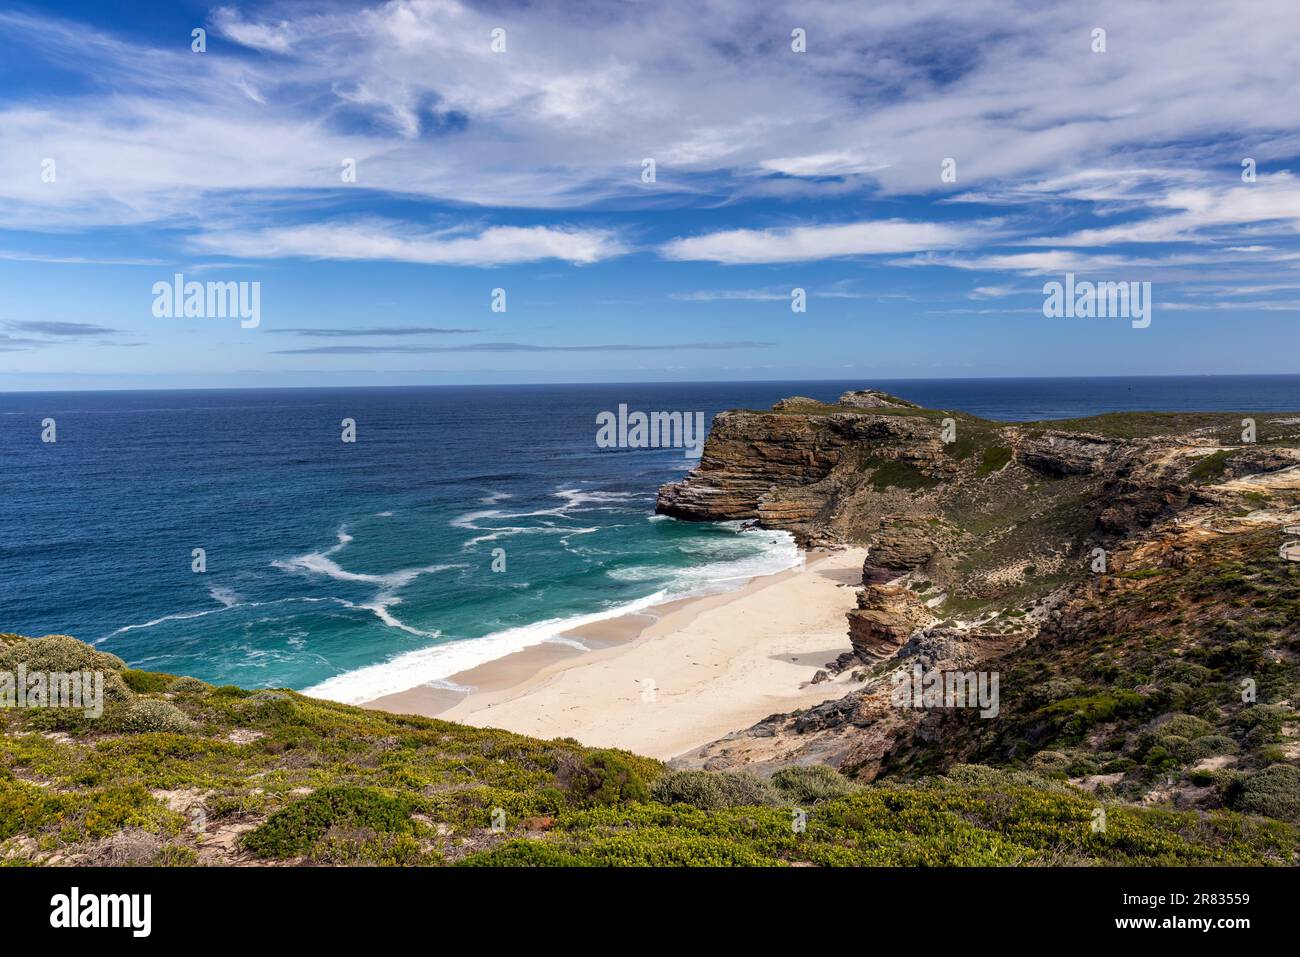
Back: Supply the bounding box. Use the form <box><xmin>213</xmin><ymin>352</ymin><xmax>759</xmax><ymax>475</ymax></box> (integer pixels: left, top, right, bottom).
<box><xmin>3</xmin><ymin>376</ymin><xmax>1299</xmax><ymax>699</ymax></box>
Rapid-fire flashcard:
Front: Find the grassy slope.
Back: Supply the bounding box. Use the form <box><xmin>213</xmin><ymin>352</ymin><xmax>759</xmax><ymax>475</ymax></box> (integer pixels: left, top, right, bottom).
<box><xmin>873</xmin><ymin>526</ymin><xmax>1300</xmax><ymax>828</ymax></box>
<box><xmin>1</xmin><ymin>632</ymin><xmax>1295</xmax><ymax>866</ymax></box>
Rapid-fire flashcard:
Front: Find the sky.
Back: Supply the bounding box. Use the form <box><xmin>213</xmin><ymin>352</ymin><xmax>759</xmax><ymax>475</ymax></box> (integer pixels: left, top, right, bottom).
<box><xmin>2</xmin><ymin>0</ymin><xmax>1300</xmax><ymax>390</ymax></box>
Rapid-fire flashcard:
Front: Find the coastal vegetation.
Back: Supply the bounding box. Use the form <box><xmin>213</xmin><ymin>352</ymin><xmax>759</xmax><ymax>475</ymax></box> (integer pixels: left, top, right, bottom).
<box><xmin>0</xmin><ymin>628</ymin><xmax>1295</xmax><ymax>866</ymax></box>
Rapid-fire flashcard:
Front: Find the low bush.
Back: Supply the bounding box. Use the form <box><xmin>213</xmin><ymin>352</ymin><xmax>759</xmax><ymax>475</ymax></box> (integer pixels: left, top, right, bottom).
<box><xmin>112</xmin><ymin>699</ymin><xmax>193</xmax><ymax>734</ymax></box>
<box><xmin>1233</xmin><ymin>765</ymin><xmax>1300</xmax><ymax>822</ymax></box>
<box><xmin>242</xmin><ymin>786</ymin><xmax>416</xmax><ymax>857</ymax></box>
<box><xmin>121</xmin><ymin>670</ymin><xmax>174</xmax><ymax>694</ymax></box>
<box><xmin>555</xmin><ymin>749</ymin><xmax>656</xmax><ymax>806</ymax></box>
<box><xmin>0</xmin><ymin>634</ymin><xmax>126</xmax><ymax>673</ymax></box>
<box><xmin>770</xmin><ymin>765</ymin><xmax>860</xmax><ymax>803</ymax></box>
<box><xmin>650</xmin><ymin>770</ymin><xmax>778</xmax><ymax>809</ymax></box>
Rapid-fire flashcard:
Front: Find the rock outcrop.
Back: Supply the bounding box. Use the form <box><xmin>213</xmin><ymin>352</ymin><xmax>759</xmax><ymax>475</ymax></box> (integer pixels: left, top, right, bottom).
<box><xmin>837</xmin><ymin>389</ymin><xmax>918</xmax><ymax>410</ymax></box>
<box><xmin>846</xmin><ymin>583</ymin><xmax>933</xmax><ymax>661</ymax></box>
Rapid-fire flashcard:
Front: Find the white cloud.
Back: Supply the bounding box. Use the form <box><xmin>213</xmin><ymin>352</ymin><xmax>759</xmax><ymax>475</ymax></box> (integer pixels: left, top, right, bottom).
<box><xmin>660</xmin><ymin>219</ymin><xmax>982</xmax><ymax>264</ymax></box>
<box><xmin>670</xmin><ymin>288</ymin><xmax>791</xmax><ymax>301</ymax></box>
<box><xmin>190</xmin><ymin>221</ymin><xmax>628</xmax><ymax>266</ymax></box>
<box><xmin>898</xmin><ymin>246</ymin><xmax>1300</xmax><ymax>276</ymax></box>
<box><xmin>758</xmin><ymin>153</ymin><xmax>889</xmax><ymax>177</ymax></box>
<box><xmin>0</xmin><ymin>0</ymin><xmax>1299</xmax><ymax>293</ymax></box>
<box><xmin>0</xmin><ymin>0</ymin><xmax>1297</xmax><ymax>229</ymax></box>
<box><xmin>212</xmin><ymin>7</ymin><xmax>295</xmax><ymax>53</ymax></box>
<box><xmin>1028</xmin><ymin>173</ymin><xmax>1300</xmax><ymax>247</ymax></box>
<box><xmin>968</xmin><ymin>285</ymin><xmax>1020</xmax><ymax>299</ymax></box>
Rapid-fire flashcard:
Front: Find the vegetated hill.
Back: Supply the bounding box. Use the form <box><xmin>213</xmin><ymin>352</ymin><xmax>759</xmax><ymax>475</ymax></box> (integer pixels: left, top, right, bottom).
<box><xmin>663</xmin><ymin>391</ymin><xmax>1300</xmax><ymax>842</ymax></box>
<box><xmin>0</xmin><ymin>631</ymin><xmax>1294</xmax><ymax>866</ymax></box>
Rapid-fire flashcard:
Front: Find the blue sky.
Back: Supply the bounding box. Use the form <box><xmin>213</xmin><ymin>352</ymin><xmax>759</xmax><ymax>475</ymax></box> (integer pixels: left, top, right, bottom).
<box><xmin>2</xmin><ymin>0</ymin><xmax>1300</xmax><ymax>390</ymax></box>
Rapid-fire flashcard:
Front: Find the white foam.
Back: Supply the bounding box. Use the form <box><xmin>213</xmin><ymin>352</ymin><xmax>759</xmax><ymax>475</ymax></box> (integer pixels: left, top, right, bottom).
<box><xmin>452</xmin><ymin>488</ymin><xmax>633</xmax><ymax>550</ymax></box>
<box><xmin>608</xmin><ymin>529</ymin><xmax>802</xmax><ymax>597</ymax></box>
<box><xmin>97</xmin><ymin>595</ymin><xmax>337</xmax><ymax>644</ymax></box>
<box><xmin>208</xmin><ymin>584</ymin><xmax>241</xmax><ymax>608</ymax></box>
<box><xmin>270</xmin><ymin>525</ymin><xmax>460</xmax><ymax>638</ymax></box>
<box><xmin>303</xmin><ymin>525</ymin><xmax>802</xmax><ymax>705</ymax></box>
<box><xmin>303</xmin><ymin>589</ymin><xmax>671</xmax><ymax>704</ymax></box>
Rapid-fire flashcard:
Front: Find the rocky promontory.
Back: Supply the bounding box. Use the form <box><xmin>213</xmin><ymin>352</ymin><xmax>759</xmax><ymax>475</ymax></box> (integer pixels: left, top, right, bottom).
<box><xmin>667</xmin><ymin>391</ymin><xmax>1300</xmax><ymax>833</ymax></box>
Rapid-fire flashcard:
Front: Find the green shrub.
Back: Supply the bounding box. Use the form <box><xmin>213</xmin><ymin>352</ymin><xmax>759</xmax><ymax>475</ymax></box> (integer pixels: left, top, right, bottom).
<box><xmin>1180</xmin><ymin>734</ymin><xmax>1237</xmax><ymax>762</ymax></box>
<box><xmin>1232</xmin><ymin>704</ymin><xmax>1289</xmax><ymax>746</ymax></box>
<box><xmin>1233</xmin><ymin>765</ymin><xmax>1300</xmax><ymax>822</ymax></box>
<box><xmin>457</xmin><ymin>840</ymin><xmax>587</xmax><ymax>867</ymax></box>
<box><xmin>242</xmin><ymin>786</ymin><xmax>416</xmax><ymax>857</ymax></box>
<box><xmin>1157</xmin><ymin>714</ymin><xmax>1215</xmax><ymax>740</ymax></box>
<box><xmin>121</xmin><ymin>670</ymin><xmax>174</xmax><ymax>694</ymax></box>
<box><xmin>770</xmin><ymin>765</ymin><xmax>860</xmax><ymax>803</ymax></box>
<box><xmin>1029</xmin><ymin>750</ymin><xmax>1073</xmax><ymax>775</ymax></box>
<box><xmin>650</xmin><ymin>770</ymin><xmax>778</xmax><ymax>809</ymax></box>
<box><xmin>112</xmin><ymin>699</ymin><xmax>193</xmax><ymax>734</ymax></box>
<box><xmin>867</xmin><ymin>459</ymin><xmax>938</xmax><ymax>491</ymax></box>
<box><xmin>1188</xmin><ymin>449</ymin><xmax>1233</xmax><ymax>482</ymax></box>
<box><xmin>310</xmin><ymin>832</ymin><xmax>435</xmax><ymax>866</ymax></box>
<box><xmin>557</xmin><ymin>750</ymin><xmax>655</xmax><ymax>806</ymax></box>
<box><xmin>976</xmin><ymin>446</ymin><xmax>1013</xmax><ymax>476</ymax></box>
<box><xmin>0</xmin><ymin>634</ymin><xmax>126</xmax><ymax>673</ymax></box>
<box><xmin>167</xmin><ymin>676</ymin><xmax>213</xmax><ymax>694</ymax></box>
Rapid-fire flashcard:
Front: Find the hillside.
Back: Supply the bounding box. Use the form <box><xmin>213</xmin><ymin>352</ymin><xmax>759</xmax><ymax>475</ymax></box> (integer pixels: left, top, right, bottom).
<box><xmin>0</xmin><ymin>632</ymin><xmax>1294</xmax><ymax>866</ymax></box>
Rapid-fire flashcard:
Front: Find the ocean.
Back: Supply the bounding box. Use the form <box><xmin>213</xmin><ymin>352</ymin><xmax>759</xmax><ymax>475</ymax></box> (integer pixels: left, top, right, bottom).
<box><xmin>4</xmin><ymin>375</ymin><xmax>1300</xmax><ymax>701</ymax></box>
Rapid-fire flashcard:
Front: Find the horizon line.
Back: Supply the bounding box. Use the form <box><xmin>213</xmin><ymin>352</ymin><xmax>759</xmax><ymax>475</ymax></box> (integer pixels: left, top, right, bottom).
<box><xmin>4</xmin><ymin>371</ymin><xmax>1300</xmax><ymax>396</ymax></box>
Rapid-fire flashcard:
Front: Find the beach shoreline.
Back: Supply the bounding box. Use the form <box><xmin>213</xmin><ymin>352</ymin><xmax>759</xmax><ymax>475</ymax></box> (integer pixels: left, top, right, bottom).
<box><xmin>362</xmin><ymin>547</ymin><xmax>869</xmax><ymax>759</ymax></box>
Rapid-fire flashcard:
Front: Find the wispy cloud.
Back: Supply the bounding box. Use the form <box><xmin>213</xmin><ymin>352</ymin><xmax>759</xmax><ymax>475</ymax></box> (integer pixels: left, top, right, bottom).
<box><xmin>272</xmin><ymin>341</ymin><xmax>775</xmax><ymax>355</ymax></box>
<box><xmin>191</xmin><ymin>222</ymin><xmax>628</xmax><ymax>266</ymax></box>
<box><xmin>1025</xmin><ymin>173</ymin><xmax>1300</xmax><ymax>247</ymax></box>
<box><xmin>270</xmin><ymin>326</ymin><xmax>481</xmax><ymax>337</ymax></box>
<box><xmin>212</xmin><ymin>6</ymin><xmax>296</xmax><ymax>54</ymax></box>
<box><xmin>670</xmin><ymin>288</ymin><xmax>792</xmax><ymax>302</ymax></box>
<box><xmin>5</xmin><ymin>0</ymin><xmax>1299</xmax><ymax>228</ymax></box>
<box><xmin>660</xmin><ymin>219</ymin><xmax>984</xmax><ymax>264</ymax></box>
<box><xmin>0</xmin><ymin>319</ymin><xmax>128</xmax><ymax>350</ymax></box>
<box><xmin>8</xmin><ymin>320</ymin><xmax>120</xmax><ymax>337</ymax></box>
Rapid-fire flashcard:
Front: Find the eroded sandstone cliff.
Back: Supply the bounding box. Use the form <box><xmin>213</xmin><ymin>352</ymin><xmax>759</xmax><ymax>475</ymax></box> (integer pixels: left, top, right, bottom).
<box><xmin>664</xmin><ymin>392</ymin><xmax>1300</xmax><ymax>824</ymax></box>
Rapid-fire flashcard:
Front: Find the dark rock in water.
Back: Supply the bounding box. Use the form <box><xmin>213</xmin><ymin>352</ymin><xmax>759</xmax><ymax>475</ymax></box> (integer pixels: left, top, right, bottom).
<box><xmin>811</xmin><ymin>669</ymin><xmax>829</xmax><ymax>684</ymax></box>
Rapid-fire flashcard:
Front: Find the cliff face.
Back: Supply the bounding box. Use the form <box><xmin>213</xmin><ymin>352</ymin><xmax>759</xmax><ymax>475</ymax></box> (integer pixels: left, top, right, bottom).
<box><xmin>654</xmin><ymin>400</ymin><xmax>951</xmax><ymax>542</ymax></box>
<box><xmin>668</xmin><ymin>392</ymin><xmax>1300</xmax><ymax>827</ymax></box>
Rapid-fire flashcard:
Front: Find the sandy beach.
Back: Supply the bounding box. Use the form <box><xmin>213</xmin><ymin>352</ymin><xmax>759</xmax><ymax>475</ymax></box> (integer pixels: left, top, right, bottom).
<box><xmin>363</xmin><ymin>547</ymin><xmax>869</xmax><ymax>759</ymax></box>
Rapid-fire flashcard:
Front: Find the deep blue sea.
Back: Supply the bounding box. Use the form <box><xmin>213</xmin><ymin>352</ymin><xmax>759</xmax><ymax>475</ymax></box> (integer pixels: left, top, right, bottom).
<box><xmin>3</xmin><ymin>375</ymin><xmax>1299</xmax><ymax>701</ymax></box>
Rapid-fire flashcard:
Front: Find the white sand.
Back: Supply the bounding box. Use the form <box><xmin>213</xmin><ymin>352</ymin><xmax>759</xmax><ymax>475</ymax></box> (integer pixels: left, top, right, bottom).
<box><xmin>362</xmin><ymin>548</ymin><xmax>868</xmax><ymax>759</ymax></box>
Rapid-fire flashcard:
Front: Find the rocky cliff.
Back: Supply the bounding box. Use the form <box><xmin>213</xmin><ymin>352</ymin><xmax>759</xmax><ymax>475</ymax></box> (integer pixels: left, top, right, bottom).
<box><xmin>666</xmin><ymin>392</ymin><xmax>1300</xmax><ymax>831</ymax></box>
